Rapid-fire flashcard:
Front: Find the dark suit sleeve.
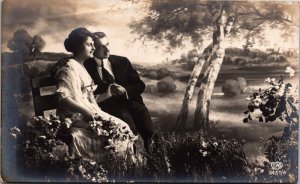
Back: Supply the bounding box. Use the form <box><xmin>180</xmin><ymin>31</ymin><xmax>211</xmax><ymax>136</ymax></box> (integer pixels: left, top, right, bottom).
<box><xmin>123</xmin><ymin>57</ymin><xmax>146</xmax><ymax>100</ymax></box>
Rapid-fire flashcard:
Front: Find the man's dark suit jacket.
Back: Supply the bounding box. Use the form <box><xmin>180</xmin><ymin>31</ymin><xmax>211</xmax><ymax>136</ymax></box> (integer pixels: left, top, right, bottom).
<box><xmin>84</xmin><ymin>55</ymin><xmax>146</xmax><ymax>108</ymax></box>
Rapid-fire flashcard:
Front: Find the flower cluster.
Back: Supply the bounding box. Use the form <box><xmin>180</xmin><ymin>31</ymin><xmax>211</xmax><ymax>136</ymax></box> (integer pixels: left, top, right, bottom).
<box><xmin>9</xmin><ymin>126</ymin><xmax>21</xmax><ymax>139</ymax></box>
<box><xmin>89</xmin><ymin>114</ymin><xmax>137</xmax><ymax>153</ymax></box>
<box><xmin>68</xmin><ymin>158</ymin><xmax>108</xmax><ymax>182</ymax></box>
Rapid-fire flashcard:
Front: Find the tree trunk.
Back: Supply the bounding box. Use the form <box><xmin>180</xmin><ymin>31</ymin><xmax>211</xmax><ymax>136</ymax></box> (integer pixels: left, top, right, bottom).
<box><xmin>176</xmin><ymin>57</ymin><xmax>206</xmax><ymax>130</ymax></box>
<box><xmin>193</xmin><ymin>9</ymin><xmax>234</xmax><ymax>131</ymax></box>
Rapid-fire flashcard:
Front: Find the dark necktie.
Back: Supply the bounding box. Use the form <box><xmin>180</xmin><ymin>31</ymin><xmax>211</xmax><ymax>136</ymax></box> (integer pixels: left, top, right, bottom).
<box><xmin>96</xmin><ymin>60</ymin><xmax>114</xmax><ymax>84</ymax></box>
<box><xmin>101</xmin><ymin>66</ymin><xmax>115</xmax><ymax>84</ymax></box>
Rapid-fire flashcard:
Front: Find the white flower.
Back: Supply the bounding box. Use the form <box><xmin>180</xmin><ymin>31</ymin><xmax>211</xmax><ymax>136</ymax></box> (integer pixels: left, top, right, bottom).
<box><xmin>213</xmin><ymin>142</ymin><xmax>218</xmax><ymax>147</ymax></box>
<box><xmin>96</xmin><ymin>121</ymin><xmax>103</xmax><ymax>126</ymax></box>
<box><xmin>202</xmin><ymin>151</ymin><xmax>208</xmax><ymax>157</ymax></box>
<box><xmin>64</xmin><ymin>118</ymin><xmax>72</xmax><ymax>128</ymax></box>
<box><xmin>79</xmin><ymin>165</ymin><xmax>86</xmax><ymax>174</ymax></box>
<box><xmin>285</xmin><ymin>66</ymin><xmax>295</xmax><ymax>77</ymax></box>
<box><xmin>201</xmin><ymin>141</ymin><xmax>208</xmax><ymax>148</ymax></box>
<box><xmin>39</xmin><ymin>135</ymin><xmax>46</xmax><ymax>139</ymax></box>
<box><xmin>253</xmin><ymin>97</ymin><xmax>262</xmax><ymax>107</ymax></box>
<box><xmin>265</xmin><ymin>77</ymin><xmax>271</xmax><ymax>83</ymax></box>
<box><xmin>90</xmin><ymin>161</ymin><xmax>96</xmax><ymax>165</ymax></box>
<box><xmin>10</xmin><ymin>126</ymin><xmax>21</xmax><ymax>134</ymax></box>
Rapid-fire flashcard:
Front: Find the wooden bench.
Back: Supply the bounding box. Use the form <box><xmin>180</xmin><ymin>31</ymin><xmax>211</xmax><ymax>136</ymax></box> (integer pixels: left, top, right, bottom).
<box><xmin>31</xmin><ymin>75</ymin><xmax>58</xmax><ymax>116</ymax></box>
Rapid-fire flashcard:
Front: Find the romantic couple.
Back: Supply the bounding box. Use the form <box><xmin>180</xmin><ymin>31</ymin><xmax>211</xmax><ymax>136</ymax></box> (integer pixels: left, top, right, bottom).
<box><xmin>53</xmin><ymin>27</ymin><xmax>154</xmax><ymax>160</ymax></box>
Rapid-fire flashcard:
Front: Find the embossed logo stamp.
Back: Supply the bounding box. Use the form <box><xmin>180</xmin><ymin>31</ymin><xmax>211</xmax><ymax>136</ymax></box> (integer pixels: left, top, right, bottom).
<box><xmin>269</xmin><ymin>162</ymin><xmax>286</xmax><ymax>176</ymax></box>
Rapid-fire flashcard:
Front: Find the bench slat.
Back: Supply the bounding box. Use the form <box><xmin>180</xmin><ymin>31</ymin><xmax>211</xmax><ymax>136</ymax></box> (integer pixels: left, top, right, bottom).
<box><xmin>31</xmin><ymin>75</ymin><xmax>57</xmax><ymax>89</ymax></box>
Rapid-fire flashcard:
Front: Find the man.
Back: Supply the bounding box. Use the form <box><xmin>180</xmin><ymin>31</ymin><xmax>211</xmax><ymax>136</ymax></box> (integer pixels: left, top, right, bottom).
<box><xmin>84</xmin><ymin>32</ymin><xmax>154</xmax><ymax>150</ymax></box>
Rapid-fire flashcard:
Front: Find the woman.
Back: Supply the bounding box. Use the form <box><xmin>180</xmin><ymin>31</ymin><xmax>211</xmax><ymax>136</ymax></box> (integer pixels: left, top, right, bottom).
<box><xmin>54</xmin><ymin>27</ymin><xmax>135</xmax><ymax>161</ymax></box>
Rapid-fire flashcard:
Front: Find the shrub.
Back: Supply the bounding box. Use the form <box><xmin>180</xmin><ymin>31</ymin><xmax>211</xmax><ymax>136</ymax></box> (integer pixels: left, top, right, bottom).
<box><xmin>147</xmin><ymin>71</ymin><xmax>159</xmax><ymax>79</ymax></box>
<box><xmin>233</xmin><ymin>57</ymin><xmax>247</xmax><ymax>65</ymax></box>
<box><xmin>157</xmin><ymin>68</ymin><xmax>170</xmax><ymax>79</ymax></box>
<box><xmin>249</xmin><ymin>49</ymin><xmax>268</xmax><ymax>59</ymax></box>
<box><xmin>225</xmin><ymin>47</ymin><xmax>244</xmax><ymax>55</ymax></box>
<box><xmin>222</xmin><ymin>77</ymin><xmax>247</xmax><ymax>97</ymax></box>
<box><xmin>267</xmin><ymin>54</ymin><xmax>287</xmax><ymax>63</ymax></box>
<box><xmin>157</xmin><ymin>76</ymin><xmax>176</xmax><ymax>94</ymax></box>
<box><xmin>222</xmin><ymin>80</ymin><xmax>240</xmax><ymax>97</ymax></box>
<box><xmin>237</xmin><ymin>77</ymin><xmax>247</xmax><ymax>93</ymax></box>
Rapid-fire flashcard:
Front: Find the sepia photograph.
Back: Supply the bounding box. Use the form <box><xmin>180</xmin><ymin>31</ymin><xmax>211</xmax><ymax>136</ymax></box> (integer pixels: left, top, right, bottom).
<box><xmin>1</xmin><ymin>0</ymin><xmax>299</xmax><ymax>183</ymax></box>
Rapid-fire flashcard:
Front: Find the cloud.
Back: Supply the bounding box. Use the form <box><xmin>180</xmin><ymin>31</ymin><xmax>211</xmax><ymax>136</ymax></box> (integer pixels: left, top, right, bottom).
<box><xmin>2</xmin><ymin>0</ymin><xmax>133</xmax><ymax>51</ymax></box>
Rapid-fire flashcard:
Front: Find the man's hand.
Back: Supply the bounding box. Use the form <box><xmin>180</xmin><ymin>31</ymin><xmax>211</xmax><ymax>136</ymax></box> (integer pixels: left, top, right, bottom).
<box><xmin>110</xmin><ymin>83</ymin><xmax>127</xmax><ymax>96</ymax></box>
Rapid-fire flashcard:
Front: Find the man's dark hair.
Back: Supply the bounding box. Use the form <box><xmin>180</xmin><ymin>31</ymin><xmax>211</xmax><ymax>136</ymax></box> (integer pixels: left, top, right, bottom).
<box><xmin>93</xmin><ymin>32</ymin><xmax>106</xmax><ymax>40</ymax></box>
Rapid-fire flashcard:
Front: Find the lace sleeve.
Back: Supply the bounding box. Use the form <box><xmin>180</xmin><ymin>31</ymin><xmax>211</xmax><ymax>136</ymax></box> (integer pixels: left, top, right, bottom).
<box><xmin>54</xmin><ymin>59</ymin><xmax>78</xmax><ymax>101</ymax></box>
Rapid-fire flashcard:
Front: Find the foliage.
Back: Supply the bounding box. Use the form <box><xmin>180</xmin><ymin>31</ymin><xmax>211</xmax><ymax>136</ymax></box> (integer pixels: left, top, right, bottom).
<box><xmin>22</xmin><ymin>115</ymin><xmax>69</xmax><ymax>169</ymax></box>
<box><xmin>222</xmin><ymin>80</ymin><xmax>241</xmax><ymax>97</ymax></box>
<box><xmin>11</xmin><ymin>114</ymin><xmax>141</xmax><ymax>182</ymax></box>
<box><xmin>267</xmin><ymin>54</ymin><xmax>287</xmax><ymax>63</ymax></box>
<box><xmin>162</xmin><ymin>131</ymin><xmax>252</xmax><ymax>182</ymax></box>
<box><xmin>10</xmin><ymin>115</ymin><xmax>263</xmax><ymax>182</ymax></box>
<box><xmin>157</xmin><ymin>76</ymin><xmax>177</xmax><ymax>94</ymax></box>
<box><xmin>7</xmin><ymin>29</ymin><xmax>46</xmax><ymax>63</ymax></box>
<box><xmin>243</xmin><ymin>67</ymin><xmax>298</xmax><ymax>135</ymax></box>
<box><xmin>243</xmin><ymin>66</ymin><xmax>298</xmax><ymax>182</ymax></box>
<box><xmin>31</xmin><ymin>35</ymin><xmax>46</xmax><ymax>54</ymax></box>
<box><xmin>222</xmin><ymin>77</ymin><xmax>247</xmax><ymax>97</ymax></box>
<box><xmin>7</xmin><ymin>29</ymin><xmax>32</xmax><ymax>54</ymax></box>
<box><xmin>223</xmin><ymin>48</ymin><xmax>288</xmax><ymax>68</ymax></box>
<box><xmin>67</xmin><ymin>158</ymin><xmax>108</xmax><ymax>182</ymax></box>
<box><xmin>141</xmin><ymin>68</ymin><xmax>175</xmax><ymax>80</ymax></box>
<box><xmin>174</xmin><ymin>49</ymin><xmax>199</xmax><ymax>70</ymax></box>
<box><xmin>157</xmin><ymin>68</ymin><xmax>176</xmax><ymax>80</ymax></box>
<box><xmin>252</xmin><ymin>136</ymin><xmax>298</xmax><ymax>183</ymax></box>
<box><xmin>130</xmin><ymin>1</ymin><xmax>297</xmax><ymax>50</ymax></box>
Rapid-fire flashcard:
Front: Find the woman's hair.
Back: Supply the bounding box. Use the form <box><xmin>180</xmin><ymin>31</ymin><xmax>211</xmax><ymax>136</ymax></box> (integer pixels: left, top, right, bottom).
<box><xmin>64</xmin><ymin>27</ymin><xmax>93</xmax><ymax>55</ymax></box>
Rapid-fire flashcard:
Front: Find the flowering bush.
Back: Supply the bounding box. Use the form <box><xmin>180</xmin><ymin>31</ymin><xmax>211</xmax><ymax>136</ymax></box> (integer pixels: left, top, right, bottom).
<box><xmin>244</xmin><ymin>67</ymin><xmax>298</xmax><ymax>140</ymax></box>
<box><xmin>10</xmin><ymin>114</ymin><xmax>142</xmax><ymax>182</ymax></box>
<box><xmin>22</xmin><ymin>115</ymin><xmax>69</xmax><ymax>169</ymax></box>
<box><xmin>143</xmin><ymin>131</ymin><xmax>253</xmax><ymax>182</ymax></box>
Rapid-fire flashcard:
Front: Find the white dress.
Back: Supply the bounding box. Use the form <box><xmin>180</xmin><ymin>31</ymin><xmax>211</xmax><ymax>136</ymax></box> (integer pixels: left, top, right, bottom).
<box><xmin>54</xmin><ymin>59</ymin><xmax>135</xmax><ymax>161</ymax></box>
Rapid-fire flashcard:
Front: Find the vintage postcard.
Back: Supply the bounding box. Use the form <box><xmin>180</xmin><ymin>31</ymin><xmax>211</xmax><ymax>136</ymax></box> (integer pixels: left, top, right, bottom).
<box><xmin>1</xmin><ymin>0</ymin><xmax>299</xmax><ymax>183</ymax></box>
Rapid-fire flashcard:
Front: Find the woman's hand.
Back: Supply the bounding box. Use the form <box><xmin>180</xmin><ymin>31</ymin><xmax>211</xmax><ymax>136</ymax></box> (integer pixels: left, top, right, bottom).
<box><xmin>60</xmin><ymin>97</ymin><xmax>95</xmax><ymax>122</ymax></box>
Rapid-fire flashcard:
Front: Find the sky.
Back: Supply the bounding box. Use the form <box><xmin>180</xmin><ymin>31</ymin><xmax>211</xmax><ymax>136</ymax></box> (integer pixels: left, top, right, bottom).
<box><xmin>1</xmin><ymin>0</ymin><xmax>299</xmax><ymax>65</ymax></box>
